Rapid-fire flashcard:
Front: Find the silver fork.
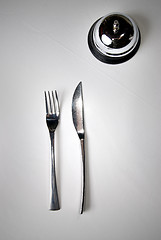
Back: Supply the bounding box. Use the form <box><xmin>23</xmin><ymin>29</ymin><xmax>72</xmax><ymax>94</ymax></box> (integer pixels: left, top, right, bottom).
<box><xmin>44</xmin><ymin>90</ymin><xmax>60</xmax><ymax>211</ymax></box>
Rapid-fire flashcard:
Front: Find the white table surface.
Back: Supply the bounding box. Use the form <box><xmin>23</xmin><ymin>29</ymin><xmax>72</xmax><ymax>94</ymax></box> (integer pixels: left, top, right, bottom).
<box><xmin>1</xmin><ymin>0</ymin><xmax>161</xmax><ymax>239</ymax></box>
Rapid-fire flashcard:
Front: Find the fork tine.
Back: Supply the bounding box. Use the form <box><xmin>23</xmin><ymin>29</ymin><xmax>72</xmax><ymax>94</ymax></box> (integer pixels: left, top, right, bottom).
<box><xmin>52</xmin><ymin>91</ymin><xmax>56</xmax><ymax>114</ymax></box>
<box><xmin>48</xmin><ymin>91</ymin><xmax>52</xmax><ymax>114</ymax></box>
<box><xmin>55</xmin><ymin>90</ymin><xmax>60</xmax><ymax>116</ymax></box>
<box><xmin>44</xmin><ymin>91</ymin><xmax>49</xmax><ymax>115</ymax></box>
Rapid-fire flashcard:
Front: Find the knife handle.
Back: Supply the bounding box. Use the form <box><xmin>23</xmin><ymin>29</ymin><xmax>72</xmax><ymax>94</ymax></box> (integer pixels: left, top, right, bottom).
<box><xmin>80</xmin><ymin>138</ymin><xmax>85</xmax><ymax>214</ymax></box>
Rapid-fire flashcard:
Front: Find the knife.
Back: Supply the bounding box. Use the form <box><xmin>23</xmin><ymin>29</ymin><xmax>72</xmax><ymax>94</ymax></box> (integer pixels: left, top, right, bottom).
<box><xmin>72</xmin><ymin>82</ymin><xmax>85</xmax><ymax>214</ymax></box>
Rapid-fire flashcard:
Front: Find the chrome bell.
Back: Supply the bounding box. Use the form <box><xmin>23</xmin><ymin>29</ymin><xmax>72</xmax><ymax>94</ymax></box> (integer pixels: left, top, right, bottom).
<box><xmin>88</xmin><ymin>13</ymin><xmax>141</xmax><ymax>64</ymax></box>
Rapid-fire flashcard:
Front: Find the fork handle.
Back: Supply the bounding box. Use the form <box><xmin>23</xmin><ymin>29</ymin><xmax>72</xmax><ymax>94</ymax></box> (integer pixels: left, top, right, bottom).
<box><xmin>80</xmin><ymin>138</ymin><xmax>85</xmax><ymax>214</ymax></box>
<box><xmin>50</xmin><ymin>131</ymin><xmax>60</xmax><ymax>211</ymax></box>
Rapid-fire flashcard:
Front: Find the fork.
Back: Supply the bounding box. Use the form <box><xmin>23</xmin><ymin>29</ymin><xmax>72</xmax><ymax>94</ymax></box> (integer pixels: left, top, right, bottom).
<box><xmin>44</xmin><ymin>90</ymin><xmax>60</xmax><ymax>211</ymax></box>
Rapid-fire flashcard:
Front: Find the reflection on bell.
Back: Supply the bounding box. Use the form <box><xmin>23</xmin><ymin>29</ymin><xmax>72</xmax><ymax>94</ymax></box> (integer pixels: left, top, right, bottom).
<box><xmin>88</xmin><ymin>13</ymin><xmax>141</xmax><ymax>64</ymax></box>
<box><xmin>101</xmin><ymin>34</ymin><xmax>112</xmax><ymax>46</ymax></box>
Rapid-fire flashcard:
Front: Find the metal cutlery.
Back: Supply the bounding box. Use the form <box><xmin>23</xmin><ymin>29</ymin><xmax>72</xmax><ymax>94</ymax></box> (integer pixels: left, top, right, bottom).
<box><xmin>72</xmin><ymin>82</ymin><xmax>86</xmax><ymax>214</ymax></box>
<box><xmin>44</xmin><ymin>90</ymin><xmax>60</xmax><ymax>211</ymax></box>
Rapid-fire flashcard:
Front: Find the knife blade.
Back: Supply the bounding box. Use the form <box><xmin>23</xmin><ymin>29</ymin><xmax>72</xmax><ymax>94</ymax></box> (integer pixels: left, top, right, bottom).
<box><xmin>72</xmin><ymin>82</ymin><xmax>85</xmax><ymax>214</ymax></box>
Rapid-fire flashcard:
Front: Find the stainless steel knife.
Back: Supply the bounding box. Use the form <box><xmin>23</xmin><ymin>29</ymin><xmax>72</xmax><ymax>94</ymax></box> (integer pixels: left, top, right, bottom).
<box><xmin>72</xmin><ymin>82</ymin><xmax>85</xmax><ymax>214</ymax></box>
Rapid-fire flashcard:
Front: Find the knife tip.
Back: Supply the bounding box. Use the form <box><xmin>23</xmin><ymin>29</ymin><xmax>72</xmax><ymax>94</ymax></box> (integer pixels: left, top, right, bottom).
<box><xmin>78</xmin><ymin>81</ymin><xmax>82</xmax><ymax>86</ymax></box>
<box><xmin>73</xmin><ymin>82</ymin><xmax>83</xmax><ymax>93</ymax></box>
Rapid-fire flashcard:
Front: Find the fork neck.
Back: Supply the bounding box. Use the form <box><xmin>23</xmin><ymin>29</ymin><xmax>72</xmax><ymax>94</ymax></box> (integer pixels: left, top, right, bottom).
<box><xmin>49</xmin><ymin>131</ymin><xmax>55</xmax><ymax>140</ymax></box>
